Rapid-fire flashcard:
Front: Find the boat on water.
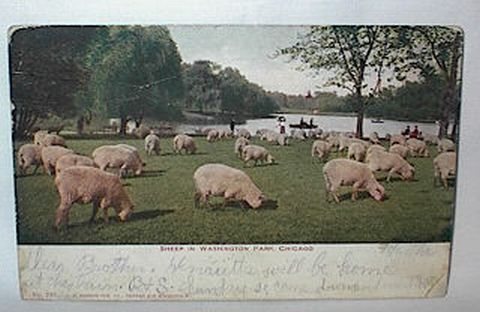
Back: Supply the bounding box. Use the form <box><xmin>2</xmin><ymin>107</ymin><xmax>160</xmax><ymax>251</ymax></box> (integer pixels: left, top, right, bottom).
<box><xmin>289</xmin><ymin>123</ymin><xmax>318</xmax><ymax>129</ymax></box>
<box><xmin>371</xmin><ymin>118</ymin><xmax>384</xmax><ymax>124</ymax></box>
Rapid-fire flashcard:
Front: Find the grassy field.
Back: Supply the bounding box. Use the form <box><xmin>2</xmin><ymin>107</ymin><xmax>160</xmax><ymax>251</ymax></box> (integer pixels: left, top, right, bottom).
<box><xmin>14</xmin><ymin>137</ymin><xmax>455</xmax><ymax>244</ymax></box>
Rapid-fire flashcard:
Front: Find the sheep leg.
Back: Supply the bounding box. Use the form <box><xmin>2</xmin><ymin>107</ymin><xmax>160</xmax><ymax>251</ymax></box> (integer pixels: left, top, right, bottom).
<box><xmin>55</xmin><ymin>201</ymin><xmax>71</xmax><ymax>230</ymax></box>
<box><xmin>100</xmin><ymin>199</ymin><xmax>110</xmax><ymax>224</ymax></box>
<box><xmin>351</xmin><ymin>185</ymin><xmax>359</xmax><ymax>201</ymax></box>
<box><xmin>194</xmin><ymin>192</ymin><xmax>201</xmax><ymax>209</ymax></box>
<box><xmin>332</xmin><ymin>191</ymin><xmax>340</xmax><ymax>203</ymax></box>
<box><xmin>442</xmin><ymin>176</ymin><xmax>449</xmax><ymax>190</ymax></box>
<box><xmin>90</xmin><ymin>200</ymin><xmax>100</xmax><ymax>223</ymax></box>
<box><xmin>386</xmin><ymin>168</ymin><xmax>396</xmax><ymax>182</ymax></box>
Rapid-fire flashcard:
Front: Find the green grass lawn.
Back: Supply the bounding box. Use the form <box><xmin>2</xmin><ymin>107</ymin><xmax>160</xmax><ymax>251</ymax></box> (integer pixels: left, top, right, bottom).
<box><xmin>14</xmin><ymin>137</ymin><xmax>455</xmax><ymax>244</ymax></box>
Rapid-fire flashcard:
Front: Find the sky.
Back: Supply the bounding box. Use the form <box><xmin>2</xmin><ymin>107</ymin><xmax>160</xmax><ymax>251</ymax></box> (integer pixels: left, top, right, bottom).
<box><xmin>168</xmin><ymin>25</ymin><xmax>328</xmax><ymax>96</ymax></box>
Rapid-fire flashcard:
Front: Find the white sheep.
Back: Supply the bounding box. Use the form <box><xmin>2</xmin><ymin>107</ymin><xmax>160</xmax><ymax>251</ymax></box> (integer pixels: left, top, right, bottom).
<box><xmin>437</xmin><ymin>138</ymin><xmax>455</xmax><ymax>153</ymax></box>
<box><xmin>33</xmin><ymin>130</ymin><xmax>48</xmax><ymax>146</ymax></box>
<box><xmin>17</xmin><ymin>143</ymin><xmax>43</xmax><ymax>174</ymax></box>
<box><xmin>206</xmin><ymin>129</ymin><xmax>219</xmax><ymax>142</ymax></box>
<box><xmin>423</xmin><ymin>133</ymin><xmax>439</xmax><ymax>145</ymax></box>
<box><xmin>38</xmin><ymin>134</ymin><xmax>67</xmax><ymax>147</ymax></box>
<box><xmin>323</xmin><ymin>158</ymin><xmax>385</xmax><ymax>203</ymax></box>
<box><xmin>92</xmin><ymin>145</ymin><xmax>145</xmax><ymax>177</ymax></box>
<box><xmin>54</xmin><ymin>166</ymin><xmax>134</xmax><ymax>230</ymax></box>
<box><xmin>291</xmin><ymin>129</ymin><xmax>306</xmax><ymax>140</ymax></box>
<box><xmin>406</xmin><ymin>138</ymin><xmax>429</xmax><ymax>157</ymax></box>
<box><xmin>366</xmin><ymin>150</ymin><xmax>415</xmax><ymax>182</ymax></box>
<box><xmin>389</xmin><ymin>144</ymin><xmax>410</xmax><ymax>159</ymax></box>
<box><xmin>367</xmin><ymin>144</ymin><xmax>386</xmax><ymax>155</ymax></box>
<box><xmin>311</xmin><ymin>140</ymin><xmax>332</xmax><ymax>162</ymax></box>
<box><xmin>369</xmin><ymin>132</ymin><xmax>380</xmax><ymax>144</ymax></box>
<box><xmin>234</xmin><ymin>137</ymin><xmax>250</xmax><ymax>158</ymax></box>
<box><xmin>144</xmin><ymin>133</ymin><xmax>161</xmax><ymax>156</ymax></box>
<box><xmin>242</xmin><ymin>145</ymin><xmax>275</xmax><ymax>166</ymax></box>
<box><xmin>347</xmin><ymin>142</ymin><xmax>367</xmax><ymax>162</ymax></box>
<box><xmin>173</xmin><ymin>134</ymin><xmax>197</xmax><ymax>154</ymax></box>
<box><xmin>390</xmin><ymin>134</ymin><xmax>407</xmax><ymax>146</ymax></box>
<box><xmin>193</xmin><ymin>163</ymin><xmax>266</xmax><ymax>209</ymax></box>
<box><xmin>237</xmin><ymin>128</ymin><xmax>251</xmax><ymax>139</ymax></box>
<box><xmin>433</xmin><ymin>152</ymin><xmax>456</xmax><ymax>189</ymax></box>
<box><xmin>55</xmin><ymin>154</ymin><xmax>96</xmax><ymax>175</ymax></box>
<box><xmin>41</xmin><ymin>146</ymin><xmax>75</xmax><ymax>175</ymax></box>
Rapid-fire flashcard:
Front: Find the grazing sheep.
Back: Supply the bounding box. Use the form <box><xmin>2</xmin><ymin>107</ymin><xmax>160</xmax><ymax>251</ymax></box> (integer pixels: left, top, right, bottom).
<box><xmin>133</xmin><ymin>124</ymin><xmax>150</xmax><ymax>139</ymax></box>
<box><xmin>389</xmin><ymin>144</ymin><xmax>410</xmax><ymax>159</ymax></box>
<box><xmin>308</xmin><ymin>128</ymin><xmax>323</xmax><ymax>139</ymax></box>
<box><xmin>337</xmin><ymin>135</ymin><xmax>351</xmax><ymax>153</ymax></box>
<box><xmin>369</xmin><ymin>132</ymin><xmax>380</xmax><ymax>144</ymax></box>
<box><xmin>406</xmin><ymin>138</ymin><xmax>429</xmax><ymax>157</ymax></box>
<box><xmin>367</xmin><ymin>144</ymin><xmax>386</xmax><ymax>155</ymax></box>
<box><xmin>193</xmin><ymin>163</ymin><xmax>266</xmax><ymax>209</ymax></box>
<box><xmin>311</xmin><ymin>140</ymin><xmax>332</xmax><ymax>162</ymax></box>
<box><xmin>17</xmin><ymin>143</ymin><xmax>43</xmax><ymax>174</ymax></box>
<box><xmin>55</xmin><ymin>154</ymin><xmax>96</xmax><ymax>175</ymax></box>
<box><xmin>291</xmin><ymin>129</ymin><xmax>306</xmax><ymax>140</ymax></box>
<box><xmin>54</xmin><ymin>166</ymin><xmax>134</xmax><ymax>230</ymax></box>
<box><xmin>326</xmin><ymin>135</ymin><xmax>340</xmax><ymax>151</ymax></box>
<box><xmin>237</xmin><ymin>128</ymin><xmax>251</xmax><ymax>139</ymax></box>
<box><xmin>256</xmin><ymin>128</ymin><xmax>270</xmax><ymax>138</ymax></box>
<box><xmin>38</xmin><ymin>134</ymin><xmax>67</xmax><ymax>147</ymax></box>
<box><xmin>322</xmin><ymin>159</ymin><xmax>385</xmax><ymax>203</ymax></box>
<box><xmin>234</xmin><ymin>137</ymin><xmax>250</xmax><ymax>158</ymax></box>
<box><xmin>92</xmin><ymin>145</ymin><xmax>144</xmax><ymax>177</ymax></box>
<box><xmin>41</xmin><ymin>146</ymin><xmax>75</xmax><ymax>175</ymax></box>
<box><xmin>33</xmin><ymin>130</ymin><xmax>48</xmax><ymax>146</ymax></box>
<box><xmin>433</xmin><ymin>152</ymin><xmax>456</xmax><ymax>189</ymax></box>
<box><xmin>390</xmin><ymin>134</ymin><xmax>407</xmax><ymax>146</ymax></box>
<box><xmin>218</xmin><ymin>129</ymin><xmax>233</xmax><ymax>139</ymax></box>
<box><xmin>201</xmin><ymin>127</ymin><xmax>213</xmax><ymax>135</ymax></box>
<box><xmin>263</xmin><ymin>131</ymin><xmax>288</xmax><ymax>146</ymax></box>
<box><xmin>437</xmin><ymin>138</ymin><xmax>455</xmax><ymax>153</ymax></box>
<box><xmin>348</xmin><ymin>142</ymin><xmax>367</xmax><ymax>162</ymax></box>
<box><xmin>173</xmin><ymin>134</ymin><xmax>197</xmax><ymax>154</ymax></box>
<box><xmin>144</xmin><ymin>133</ymin><xmax>161</xmax><ymax>156</ymax></box>
<box><xmin>366</xmin><ymin>150</ymin><xmax>415</xmax><ymax>182</ymax></box>
<box><xmin>423</xmin><ymin>133</ymin><xmax>439</xmax><ymax>145</ymax></box>
<box><xmin>242</xmin><ymin>145</ymin><xmax>275</xmax><ymax>166</ymax></box>
<box><xmin>206</xmin><ymin>129</ymin><xmax>220</xmax><ymax>142</ymax></box>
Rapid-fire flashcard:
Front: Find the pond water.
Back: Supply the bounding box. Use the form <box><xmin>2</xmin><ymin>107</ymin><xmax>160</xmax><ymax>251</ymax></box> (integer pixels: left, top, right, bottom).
<box><xmin>177</xmin><ymin>113</ymin><xmax>441</xmax><ymax>137</ymax></box>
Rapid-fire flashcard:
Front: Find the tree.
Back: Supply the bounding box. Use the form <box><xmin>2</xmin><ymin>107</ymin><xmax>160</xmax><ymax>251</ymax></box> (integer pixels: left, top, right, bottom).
<box><xmin>399</xmin><ymin>26</ymin><xmax>463</xmax><ymax>138</ymax></box>
<box><xmin>9</xmin><ymin>26</ymin><xmax>97</xmax><ymax>138</ymax></box>
<box><xmin>278</xmin><ymin>26</ymin><xmax>402</xmax><ymax>137</ymax></box>
<box><xmin>85</xmin><ymin>26</ymin><xmax>184</xmax><ymax>134</ymax></box>
<box><xmin>183</xmin><ymin>60</ymin><xmax>221</xmax><ymax>112</ymax></box>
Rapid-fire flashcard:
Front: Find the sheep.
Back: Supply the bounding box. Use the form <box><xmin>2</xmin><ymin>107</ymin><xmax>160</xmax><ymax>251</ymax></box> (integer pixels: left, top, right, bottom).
<box><xmin>311</xmin><ymin>140</ymin><xmax>332</xmax><ymax>162</ymax></box>
<box><xmin>369</xmin><ymin>132</ymin><xmax>380</xmax><ymax>144</ymax></box>
<box><xmin>55</xmin><ymin>154</ymin><xmax>96</xmax><ymax>175</ymax></box>
<box><xmin>433</xmin><ymin>152</ymin><xmax>456</xmax><ymax>189</ymax></box>
<box><xmin>38</xmin><ymin>134</ymin><xmax>67</xmax><ymax>147</ymax></box>
<box><xmin>206</xmin><ymin>129</ymin><xmax>220</xmax><ymax>142</ymax></box>
<box><xmin>218</xmin><ymin>129</ymin><xmax>233</xmax><ymax>139</ymax></box>
<box><xmin>237</xmin><ymin>128</ymin><xmax>251</xmax><ymax>139</ymax></box>
<box><xmin>201</xmin><ymin>127</ymin><xmax>214</xmax><ymax>135</ymax></box>
<box><xmin>256</xmin><ymin>128</ymin><xmax>270</xmax><ymax>138</ymax></box>
<box><xmin>92</xmin><ymin>145</ymin><xmax>145</xmax><ymax>177</ymax></box>
<box><xmin>389</xmin><ymin>144</ymin><xmax>410</xmax><ymax>159</ymax></box>
<box><xmin>33</xmin><ymin>130</ymin><xmax>48</xmax><ymax>146</ymax></box>
<box><xmin>242</xmin><ymin>145</ymin><xmax>275</xmax><ymax>166</ymax></box>
<box><xmin>390</xmin><ymin>134</ymin><xmax>407</xmax><ymax>146</ymax></box>
<box><xmin>54</xmin><ymin>166</ymin><xmax>134</xmax><ymax>230</ymax></box>
<box><xmin>17</xmin><ymin>143</ymin><xmax>43</xmax><ymax>175</ymax></box>
<box><xmin>423</xmin><ymin>133</ymin><xmax>439</xmax><ymax>145</ymax></box>
<box><xmin>133</xmin><ymin>124</ymin><xmax>150</xmax><ymax>139</ymax></box>
<box><xmin>367</xmin><ymin>144</ymin><xmax>386</xmax><ymax>155</ymax></box>
<box><xmin>41</xmin><ymin>146</ymin><xmax>75</xmax><ymax>175</ymax></box>
<box><xmin>406</xmin><ymin>138</ymin><xmax>429</xmax><ymax>157</ymax></box>
<box><xmin>263</xmin><ymin>131</ymin><xmax>288</xmax><ymax>146</ymax></box>
<box><xmin>115</xmin><ymin>144</ymin><xmax>138</xmax><ymax>152</ymax></box>
<box><xmin>173</xmin><ymin>134</ymin><xmax>197</xmax><ymax>154</ymax></box>
<box><xmin>291</xmin><ymin>129</ymin><xmax>306</xmax><ymax>140</ymax></box>
<box><xmin>234</xmin><ymin>137</ymin><xmax>250</xmax><ymax>158</ymax></box>
<box><xmin>366</xmin><ymin>150</ymin><xmax>415</xmax><ymax>182</ymax></box>
<box><xmin>144</xmin><ymin>133</ymin><xmax>161</xmax><ymax>156</ymax></box>
<box><xmin>347</xmin><ymin>142</ymin><xmax>367</xmax><ymax>162</ymax></box>
<box><xmin>437</xmin><ymin>138</ymin><xmax>455</xmax><ymax>153</ymax></box>
<box><xmin>193</xmin><ymin>163</ymin><xmax>266</xmax><ymax>209</ymax></box>
<box><xmin>307</xmin><ymin>128</ymin><xmax>323</xmax><ymax>139</ymax></box>
<box><xmin>322</xmin><ymin>159</ymin><xmax>385</xmax><ymax>203</ymax></box>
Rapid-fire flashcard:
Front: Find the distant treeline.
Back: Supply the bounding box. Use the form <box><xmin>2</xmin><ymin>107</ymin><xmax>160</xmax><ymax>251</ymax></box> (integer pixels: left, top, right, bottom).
<box><xmin>269</xmin><ymin>74</ymin><xmax>459</xmax><ymax>123</ymax></box>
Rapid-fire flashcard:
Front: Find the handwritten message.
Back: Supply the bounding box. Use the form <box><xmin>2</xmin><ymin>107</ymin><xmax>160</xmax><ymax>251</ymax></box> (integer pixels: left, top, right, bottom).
<box><xmin>18</xmin><ymin>243</ymin><xmax>450</xmax><ymax>300</ymax></box>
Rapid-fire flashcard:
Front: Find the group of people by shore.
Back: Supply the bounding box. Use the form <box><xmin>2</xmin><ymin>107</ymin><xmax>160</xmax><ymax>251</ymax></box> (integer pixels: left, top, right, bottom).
<box><xmin>402</xmin><ymin>125</ymin><xmax>424</xmax><ymax>139</ymax></box>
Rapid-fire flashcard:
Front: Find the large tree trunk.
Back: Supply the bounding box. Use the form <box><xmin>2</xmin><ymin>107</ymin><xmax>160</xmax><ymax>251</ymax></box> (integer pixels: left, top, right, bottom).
<box><xmin>355</xmin><ymin>88</ymin><xmax>364</xmax><ymax>138</ymax></box>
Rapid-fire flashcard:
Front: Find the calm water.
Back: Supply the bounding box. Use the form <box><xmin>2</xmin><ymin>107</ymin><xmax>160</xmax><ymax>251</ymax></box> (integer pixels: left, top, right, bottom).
<box><xmin>177</xmin><ymin>113</ymin><xmax>441</xmax><ymax>137</ymax></box>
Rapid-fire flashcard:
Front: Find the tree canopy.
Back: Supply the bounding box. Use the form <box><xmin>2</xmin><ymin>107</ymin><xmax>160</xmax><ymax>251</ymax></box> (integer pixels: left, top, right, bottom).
<box><xmin>84</xmin><ymin>26</ymin><xmax>184</xmax><ymax>133</ymax></box>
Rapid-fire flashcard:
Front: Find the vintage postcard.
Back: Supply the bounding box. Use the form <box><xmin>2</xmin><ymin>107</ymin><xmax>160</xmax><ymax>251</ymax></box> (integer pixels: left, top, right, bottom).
<box><xmin>11</xmin><ymin>25</ymin><xmax>461</xmax><ymax>300</ymax></box>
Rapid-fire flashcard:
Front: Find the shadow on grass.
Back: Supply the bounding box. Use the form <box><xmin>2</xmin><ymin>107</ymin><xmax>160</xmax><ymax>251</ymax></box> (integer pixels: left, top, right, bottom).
<box><xmin>67</xmin><ymin>208</ymin><xmax>174</xmax><ymax>229</ymax></box>
<box><xmin>199</xmin><ymin>199</ymin><xmax>278</xmax><ymax>212</ymax></box>
<box><xmin>127</xmin><ymin>169</ymin><xmax>166</xmax><ymax>179</ymax></box>
<box><xmin>243</xmin><ymin>162</ymin><xmax>279</xmax><ymax>168</ymax></box>
<box><xmin>163</xmin><ymin>152</ymin><xmax>208</xmax><ymax>156</ymax></box>
<box><xmin>334</xmin><ymin>192</ymin><xmax>388</xmax><ymax>203</ymax></box>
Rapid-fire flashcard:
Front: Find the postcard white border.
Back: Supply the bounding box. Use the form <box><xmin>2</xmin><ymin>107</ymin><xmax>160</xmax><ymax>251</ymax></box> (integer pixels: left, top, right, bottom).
<box><xmin>1</xmin><ymin>0</ymin><xmax>480</xmax><ymax>311</ymax></box>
